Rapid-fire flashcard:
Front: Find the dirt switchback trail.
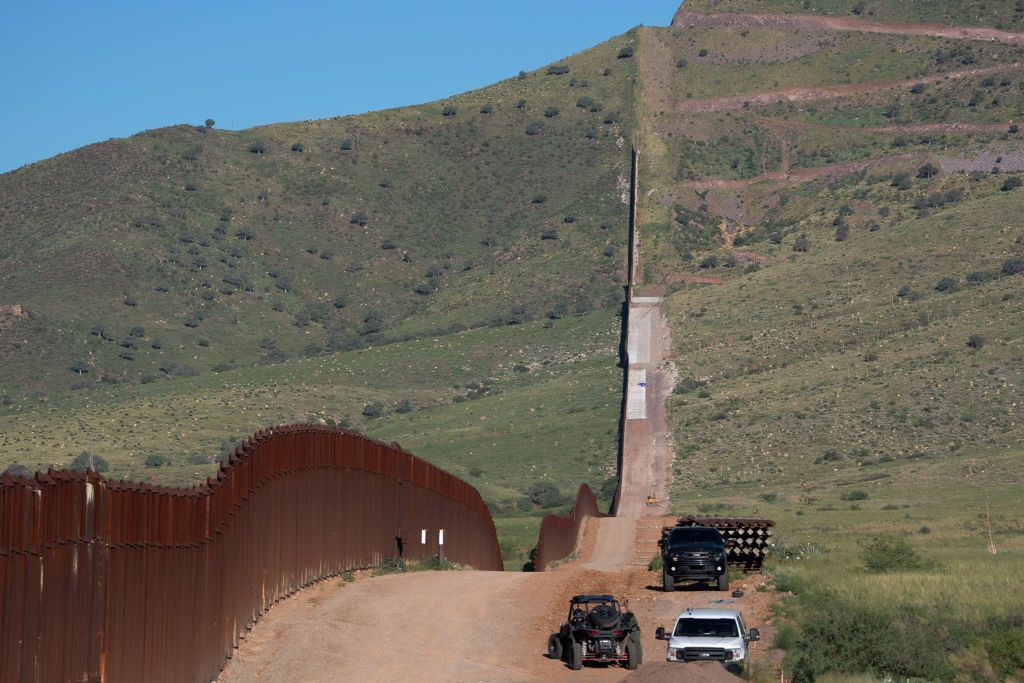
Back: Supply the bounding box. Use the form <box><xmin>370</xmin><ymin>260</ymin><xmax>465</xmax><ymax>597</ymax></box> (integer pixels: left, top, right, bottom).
<box><xmin>673</xmin><ymin>9</ymin><xmax>1024</xmax><ymax>45</ymax></box>
<box><xmin>676</xmin><ymin>63</ymin><xmax>1016</xmax><ymax>112</ymax></box>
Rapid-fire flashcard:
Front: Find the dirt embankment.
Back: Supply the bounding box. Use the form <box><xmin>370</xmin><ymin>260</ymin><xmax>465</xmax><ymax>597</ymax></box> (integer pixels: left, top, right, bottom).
<box><xmin>677</xmin><ymin>64</ymin><xmax>1017</xmax><ymax>113</ymax></box>
<box><xmin>676</xmin><ymin>152</ymin><xmax>916</xmax><ymax>190</ymax></box>
<box><xmin>673</xmin><ymin>9</ymin><xmax>1024</xmax><ymax>46</ymax></box>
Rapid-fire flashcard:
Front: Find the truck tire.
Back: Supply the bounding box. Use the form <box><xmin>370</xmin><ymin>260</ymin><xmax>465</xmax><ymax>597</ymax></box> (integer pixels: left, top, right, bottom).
<box><xmin>662</xmin><ymin>565</ymin><xmax>675</xmax><ymax>592</ymax></box>
<box><xmin>626</xmin><ymin>640</ymin><xmax>641</xmax><ymax>670</ymax></box>
<box><xmin>717</xmin><ymin>568</ymin><xmax>729</xmax><ymax>592</ymax></box>
<box><xmin>569</xmin><ymin>640</ymin><xmax>583</xmax><ymax>670</ymax></box>
<box><xmin>547</xmin><ymin>633</ymin><xmax>563</xmax><ymax>660</ymax></box>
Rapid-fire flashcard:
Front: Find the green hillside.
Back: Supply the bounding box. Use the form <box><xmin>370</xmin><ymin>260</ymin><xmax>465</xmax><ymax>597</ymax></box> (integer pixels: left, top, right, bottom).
<box><xmin>0</xmin><ymin>33</ymin><xmax>637</xmax><ymax>396</ymax></box>
<box><xmin>628</xmin><ymin>3</ymin><xmax>1024</xmax><ymax>679</ymax></box>
<box><xmin>4</xmin><ymin>3</ymin><xmax>1024</xmax><ymax>672</ymax></box>
<box><xmin>681</xmin><ymin>0</ymin><xmax>1024</xmax><ymax>28</ymax></box>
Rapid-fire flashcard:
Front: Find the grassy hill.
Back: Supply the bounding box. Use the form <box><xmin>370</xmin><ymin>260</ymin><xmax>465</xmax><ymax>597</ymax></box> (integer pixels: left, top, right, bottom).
<box><xmin>4</xmin><ymin>2</ymin><xmax>1024</xmax><ymax>673</ymax></box>
<box><xmin>627</xmin><ymin>2</ymin><xmax>1024</xmax><ymax>679</ymax></box>
<box><xmin>0</xmin><ymin>33</ymin><xmax>638</xmax><ymax>397</ymax></box>
<box><xmin>682</xmin><ymin>0</ymin><xmax>1024</xmax><ymax>29</ymax></box>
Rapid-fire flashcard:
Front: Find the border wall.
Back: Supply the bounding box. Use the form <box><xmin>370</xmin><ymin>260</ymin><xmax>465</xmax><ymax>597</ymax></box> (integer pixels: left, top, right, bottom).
<box><xmin>532</xmin><ymin>484</ymin><xmax>607</xmax><ymax>571</ymax></box>
<box><xmin>0</xmin><ymin>424</ymin><xmax>501</xmax><ymax>682</ymax></box>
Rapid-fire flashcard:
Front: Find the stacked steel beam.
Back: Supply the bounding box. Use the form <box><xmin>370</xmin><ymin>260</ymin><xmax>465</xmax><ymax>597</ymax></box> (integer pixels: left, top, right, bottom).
<box><xmin>669</xmin><ymin>515</ymin><xmax>776</xmax><ymax>570</ymax></box>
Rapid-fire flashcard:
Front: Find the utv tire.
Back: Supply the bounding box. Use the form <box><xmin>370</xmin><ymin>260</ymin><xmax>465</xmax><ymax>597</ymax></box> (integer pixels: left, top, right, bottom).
<box><xmin>662</xmin><ymin>566</ymin><xmax>675</xmax><ymax>592</ymax></box>
<box><xmin>569</xmin><ymin>640</ymin><xmax>583</xmax><ymax>670</ymax></box>
<box><xmin>626</xmin><ymin>640</ymin><xmax>641</xmax><ymax>670</ymax></box>
<box><xmin>547</xmin><ymin>633</ymin><xmax>563</xmax><ymax>660</ymax></box>
<box><xmin>717</xmin><ymin>569</ymin><xmax>729</xmax><ymax>592</ymax></box>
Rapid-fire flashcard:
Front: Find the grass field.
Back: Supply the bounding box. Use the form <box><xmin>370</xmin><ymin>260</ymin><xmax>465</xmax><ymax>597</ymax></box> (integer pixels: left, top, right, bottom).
<box><xmin>0</xmin><ymin>309</ymin><xmax>622</xmax><ymax>501</ymax></box>
<box><xmin>760</xmin><ymin>467</ymin><xmax>1024</xmax><ymax>681</ymax></box>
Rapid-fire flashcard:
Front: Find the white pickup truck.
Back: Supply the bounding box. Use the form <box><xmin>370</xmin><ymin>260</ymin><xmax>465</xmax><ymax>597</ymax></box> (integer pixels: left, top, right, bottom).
<box><xmin>655</xmin><ymin>607</ymin><xmax>760</xmax><ymax>670</ymax></box>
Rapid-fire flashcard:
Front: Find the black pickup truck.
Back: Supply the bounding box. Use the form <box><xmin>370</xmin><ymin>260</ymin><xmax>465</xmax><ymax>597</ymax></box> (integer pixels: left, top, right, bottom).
<box><xmin>658</xmin><ymin>526</ymin><xmax>730</xmax><ymax>592</ymax></box>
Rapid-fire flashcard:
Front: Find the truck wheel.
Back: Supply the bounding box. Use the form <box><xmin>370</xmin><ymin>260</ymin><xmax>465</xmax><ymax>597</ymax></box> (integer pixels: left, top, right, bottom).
<box><xmin>569</xmin><ymin>641</ymin><xmax>583</xmax><ymax>670</ymax></box>
<box><xmin>626</xmin><ymin>640</ymin><xmax>641</xmax><ymax>670</ymax></box>
<box><xmin>717</xmin><ymin>568</ymin><xmax>729</xmax><ymax>592</ymax></box>
<box><xmin>547</xmin><ymin>633</ymin><xmax>563</xmax><ymax>660</ymax></box>
<box><xmin>662</xmin><ymin>566</ymin><xmax>675</xmax><ymax>592</ymax></box>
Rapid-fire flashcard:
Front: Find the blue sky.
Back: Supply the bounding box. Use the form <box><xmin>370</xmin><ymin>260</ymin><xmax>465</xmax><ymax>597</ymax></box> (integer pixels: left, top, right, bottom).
<box><xmin>0</xmin><ymin>1</ymin><xmax>679</xmax><ymax>173</ymax></box>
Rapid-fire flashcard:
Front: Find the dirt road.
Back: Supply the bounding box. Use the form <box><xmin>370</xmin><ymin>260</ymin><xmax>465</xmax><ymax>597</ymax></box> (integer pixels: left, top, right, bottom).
<box><xmin>219</xmin><ymin>520</ymin><xmax>770</xmax><ymax>683</ymax></box>
<box><xmin>216</xmin><ymin>294</ymin><xmax>748</xmax><ymax>683</ymax></box>
<box><xmin>673</xmin><ymin>9</ymin><xmax>1024</xmax><ymax>46</ymax></box>
<box><xmin>677</xmin><ymin>63</ymin><xmax>1015</xmax><ymax>112</ymax></box>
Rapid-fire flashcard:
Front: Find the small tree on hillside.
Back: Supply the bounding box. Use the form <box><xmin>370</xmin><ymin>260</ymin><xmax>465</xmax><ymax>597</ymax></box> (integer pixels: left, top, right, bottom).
<box><xmin>68</xmin><ymin>451</ymin><xmax>110</xmax><ymax>473</ymax></box>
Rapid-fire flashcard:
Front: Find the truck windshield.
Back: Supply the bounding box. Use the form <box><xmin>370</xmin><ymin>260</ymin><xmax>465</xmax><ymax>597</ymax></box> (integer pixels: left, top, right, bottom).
<box><xmin>667</xmin><ymin>528</ymin><xmax>723</xmax><ymax>546</ymax></box>
<box><xmin>674</xmin><ymin>618</ymin><xmax>739</xmax><ymax>638</ymax></box>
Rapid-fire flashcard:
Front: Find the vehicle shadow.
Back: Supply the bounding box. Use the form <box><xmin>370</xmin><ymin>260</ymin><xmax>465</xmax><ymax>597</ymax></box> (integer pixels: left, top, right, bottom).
<box><xmin>643</xmin><ymin>581</ymin><xmax>721</xmax><ymax>593</ymax></box>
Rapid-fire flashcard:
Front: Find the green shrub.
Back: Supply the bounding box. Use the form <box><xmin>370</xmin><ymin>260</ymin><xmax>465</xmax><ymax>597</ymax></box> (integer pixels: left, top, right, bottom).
<box><xmin>789</xmin><ymin>599</ymin><xmax>954</xmax><ymax>681</ymax></box>
<box><xmin>1003</xmin><ymin>258</ymin><xmax>1024</xmax><ymax>275</ymax></box>
<box><xmin>648</xmin><ymin>555</ymin><xmax>663</xmax><ymax>571</ymax></box>
<box><xmin>362</xmin><ymin>402</ymin><xmax>385</xmax><ymax>418</ymax></box>
<box><xmin>68</xmin><ymin>451</ymin><xmax>109</xmax><ymax>473</ymax></box>
<box><xmin>840</xmin><ymin>490</ymin><xmax>869</xmax><ymax>501</ymax></box>
<box><xmin>145</xmin><ymin>454</ymin><xmax>171</xmax><ymax>468</ymax></box>
<box><xmin>859</xmin><ymin>535</ymin><xmax>931</xmax><ymax>573</ymax></box>
<box><xmin>525</xmin><ymin>121</ymin><xmax>546</xmax><ymax>136</ymax></box>
<box><xmin>374</xmin><ymin>557</ymin><xmax>407</xmax><ymax>575</ymax></box>
<box><xmin>525</xmin><ymin>481</ymin><xmax>565</xmax><ymax>508</ymax></box>
<box><xmin>935</xmin><ymin>276</ymin><xmax>959</xmax><ymax>292</ymax></box>
<box><xmin>3</xmin><ymin>463</ymin><xmax>32</xmax><ymax>477</ymax></box>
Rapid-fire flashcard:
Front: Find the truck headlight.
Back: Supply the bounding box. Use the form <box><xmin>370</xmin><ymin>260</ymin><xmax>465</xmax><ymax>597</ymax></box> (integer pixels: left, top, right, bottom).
<box><xmin>667</xmin><ymin>648</ymin><xmax>680</xmax><ymax>660</ymax></box>
<box><xmin>728</xmin><ymin>648</ymin><xmax>744</xmax><ymax>660</ymax></box>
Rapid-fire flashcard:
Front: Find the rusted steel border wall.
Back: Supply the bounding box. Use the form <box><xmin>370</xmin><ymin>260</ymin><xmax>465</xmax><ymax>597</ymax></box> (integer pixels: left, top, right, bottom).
<box><xmin>533</xmin><ymin>484</ymin><xmax>606</xmax><ymax>571</ymax></box>
<box><xmin>0</xmin><ymin>424</ymin><xmax>501</xmax><ymax>682</ymax></box>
